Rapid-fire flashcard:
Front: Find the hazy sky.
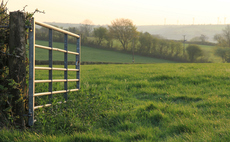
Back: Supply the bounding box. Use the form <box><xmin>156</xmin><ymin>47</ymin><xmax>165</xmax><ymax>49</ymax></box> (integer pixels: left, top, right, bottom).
<box><xmin>6</xmin><ymin>0</ymin><xmax>230</xmax><ymax>25</ymax></box>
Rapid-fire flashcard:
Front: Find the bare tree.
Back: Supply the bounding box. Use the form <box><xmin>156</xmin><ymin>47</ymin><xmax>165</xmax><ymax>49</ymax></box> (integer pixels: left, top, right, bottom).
<box><xmin>109</xmin><ymin>18</ymin><xmax>138</xmax><ymax>51</ymax></box>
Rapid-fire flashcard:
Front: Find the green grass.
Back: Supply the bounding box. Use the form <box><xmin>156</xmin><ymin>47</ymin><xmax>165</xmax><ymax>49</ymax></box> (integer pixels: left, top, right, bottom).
<box><xmin>34</xmin><ymin>40</ymin><xmax>176</xmax><ymax>63</ymax></box>
<box><xmin>1</xmin><ymin>63</ymin><xmax>230</xmax><ymax>141</ymax></box>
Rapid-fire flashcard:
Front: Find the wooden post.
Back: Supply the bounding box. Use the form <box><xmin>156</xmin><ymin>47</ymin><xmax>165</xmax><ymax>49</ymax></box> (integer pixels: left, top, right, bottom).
<box><xmin>9</xmin><ymin>11</ymin><xmax>26</xmax><ymax>129</ymax></box>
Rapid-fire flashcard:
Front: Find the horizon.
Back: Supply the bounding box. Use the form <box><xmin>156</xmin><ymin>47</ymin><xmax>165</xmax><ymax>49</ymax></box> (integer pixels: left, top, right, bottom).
<box><xmin>46</xmin><ymin>21</ymin><xmax>230</xmax><ymax>26</ymax></box>
<box><xmin>6</xmin><ymin>0</ymin><xmax>230</xmax><ymax>26</ymax></box>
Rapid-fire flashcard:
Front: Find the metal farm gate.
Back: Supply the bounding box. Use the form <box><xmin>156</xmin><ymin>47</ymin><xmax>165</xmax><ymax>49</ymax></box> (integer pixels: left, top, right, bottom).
<box><xmin>28</xmin><ymin>18</ymin><xmax>81</xmax><ymax>126</ymax></box>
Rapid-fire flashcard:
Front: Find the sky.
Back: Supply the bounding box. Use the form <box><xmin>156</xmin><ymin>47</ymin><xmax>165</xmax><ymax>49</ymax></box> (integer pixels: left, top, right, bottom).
<box><xmin>5</xmin><ymin>0</ymin><xmax>230</xmax><ymax>25</ymax></box>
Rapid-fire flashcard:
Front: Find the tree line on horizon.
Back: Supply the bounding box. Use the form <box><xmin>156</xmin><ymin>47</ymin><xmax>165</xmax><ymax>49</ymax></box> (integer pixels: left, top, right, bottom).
<box><xmin>35</xmin><ymin>18</ymin><xmax>230</xmax><ymax>63</ymax></box>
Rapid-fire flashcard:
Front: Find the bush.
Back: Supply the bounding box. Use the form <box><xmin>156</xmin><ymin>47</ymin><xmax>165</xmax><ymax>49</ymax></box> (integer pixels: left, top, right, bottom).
<box><xmin>186</xmin><ymin>44</ymin><xmax>203</xmax><ymax>62</ymax></box>
<box><xmin>214</xmin><ymin>47</ymin><xmax>230</xmax><ymax>63</ymax></box>
<box><xmin>0</xmin><ymin>1</ymin><xmax>13</xmax><ymax>128</ymax></box>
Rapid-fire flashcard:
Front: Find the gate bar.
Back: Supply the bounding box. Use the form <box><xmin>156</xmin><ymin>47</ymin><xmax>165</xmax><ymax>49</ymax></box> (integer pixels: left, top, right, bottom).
<box><xmin>35</xmin><ymin>67</ymin><xmax>79</xmax><ymax>71</ymax></box>
<box><xmin>35</xmin><ymin>21</ymin><xmax>80</xmax><ymax>38</ymax></box>
<box><xmin>35</xmin><ymin>44</ymin><xmax>79</xmax><ymax>55</ymax></box>
<box><xmin>34</xmin><ymin>89</ymin><xmax>79</xmax><ymax>97</ymax></box>
<box><xmin>34</xmin><ymin>101</ymin><xmax>67</xmax><ymax>110</ymax></box>
<box><xmin>35</xmin><ymin>79</ymin><xmax>79</xmax><ymax>83</ymax></box>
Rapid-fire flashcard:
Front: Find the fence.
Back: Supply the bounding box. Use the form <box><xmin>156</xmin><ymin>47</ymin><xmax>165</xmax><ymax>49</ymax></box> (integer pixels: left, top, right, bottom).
<box><xmin>28</xmin><ymin>18</ymin><xmax>81</xmax><ymax>126</ymax></box>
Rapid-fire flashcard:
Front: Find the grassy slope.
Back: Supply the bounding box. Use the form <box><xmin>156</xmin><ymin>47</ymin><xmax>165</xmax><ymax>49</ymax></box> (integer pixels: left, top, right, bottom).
<box><xmin>1</xmin><ymin>63</ymin><xmax>230</xmax><ymax>141</ymax></box>
<box><xmin>35</xmin><ymin>40</ymin><xmax>176</xmax><ymax>63</ymax></box>
<box><xmin>185</xmin><ymin>43</ymin><xmax>222</xmax><ymax>63</ymax></box>
<box><xmin>199</xmin><ymin>45</ymin><xmax>222</xmax><ymax>63</ymax></box>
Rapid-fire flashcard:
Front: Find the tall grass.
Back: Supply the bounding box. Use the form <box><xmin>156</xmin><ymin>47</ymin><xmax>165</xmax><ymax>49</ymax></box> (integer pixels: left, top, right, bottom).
<box><xmin>1</xmin><ymin>63</ymin><xmax>230</xmax><ymax>141</ymax></box>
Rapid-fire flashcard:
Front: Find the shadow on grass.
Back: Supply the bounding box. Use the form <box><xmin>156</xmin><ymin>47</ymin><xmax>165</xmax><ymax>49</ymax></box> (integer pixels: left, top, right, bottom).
<box><xmin>135</xmin><ymin>92</ymin><xmax>202</xmax><ymax>105</ymax></box>
<box><xmin>148</xmin><ymin>75</ymin><xmax>182</xmax><ymax>81</ymax></box>
<box><xmin>136</xmin><ymin>103</ymin><xmax>168</xmax><ymax>126</ymax></box>
<box><xmin>135</xmin><ymin>92</ymin><xmax>168</xmax><ymax>102</ymax></box>
<box><xmin>169</xmin><ymin>124</ymin><xmax>196</xmax><ymax>135</ymax></box>
<box><xmin>170</xmin><ymin>96</ymin><xmax>202</xmax><ymax>104</ymax></box>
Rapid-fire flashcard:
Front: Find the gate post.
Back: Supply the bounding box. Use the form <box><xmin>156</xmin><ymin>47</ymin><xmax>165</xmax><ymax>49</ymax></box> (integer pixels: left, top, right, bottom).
<box><xmin>9</xmin><ymin>11</ymin><xmax>26</xmax><ymax>129</ymax></box>
<box><xmin>28</xmin><ymin>18</ymin><xmax>35</xmax><ymax>126</ymax></box>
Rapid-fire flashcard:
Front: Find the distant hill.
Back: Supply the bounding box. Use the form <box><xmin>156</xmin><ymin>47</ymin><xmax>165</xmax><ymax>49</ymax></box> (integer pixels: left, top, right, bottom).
<box><xmin>45</xmin><ymin>22</ymin><xmax>81</xmax><ymax>28</ymax></box>
<box><xmin>137</xmin><ymin>25</ymin><xmax>226</xmax><ymax>42</ymax></box>
<box><xmin>45</xmin><ymin>22</ymin><xmax>227</xmax><ymax>42</ymax></box>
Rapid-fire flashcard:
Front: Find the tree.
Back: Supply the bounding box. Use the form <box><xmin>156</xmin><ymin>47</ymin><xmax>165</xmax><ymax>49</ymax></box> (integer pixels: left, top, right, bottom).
<box><xmin>109</xmin><ymin>18</ymin><xmax>138</xmax><ymax>51</ymax></box>
<box><xmin>214</xmin><ymin>34</ymin><xmax>226</xmax><ymax>47</ymax></box>
<box><xmin>93</xmin><ymin>26</ymin><xmax>108</xmax><ymax>46</ymax></box>
<box><xmin>170</xmin><ymin>41</ymin><xmax>177</xmax><ymax>57</ymax></box>
<box><xmin>214</xmin><ymin>25</ymin><xmax>230</xmax><ymax>48</ymax></box>
<box><xmin>222</xmin><ymin>25</ymin><xmax>230</xmax><ymax>47</ymax></box>
<box><xmin>158</xmin><ymin>39</ymin><xmax>168</xmax><ymax>55</ymax></box>
<box><xmin>190</xmin><ymin>36</ymin><xmax>200</xmax><ymax>42</ymax></box>
<box><xmin>105</xmin><ymin>30</ymin><xmax>114</xmax><ymax>48</ymax></box>
<box><xmin>163</xmin><ymin>40</ymin><xmax>170</xmax><ymax>56</ymax></box>
<box><xmin>214</xmin><ymin>47</ymin><xmax>230</xmax><ymax>62</ymax></box>
<box><xmin>190</xmin><ymin>34</ymin><xmax>208</xmax><ymax>43</ymax></box>
<box><xmin>174</xmin><ymin>42</ymin><xmax>183</xmax><ymax>57</ymax></box>
<box><xmin>53</xmin><ymin>25</ymin><xmax>64</xmax><ymax>42</ymax></box>
<box><xmin>79</xmin><ymin>19</ymin><xmax>93</xmax><ymax>44</ymax></box>
<box><xmin>139</xmin><ymin>32</ymin><xmax>153</xmax><ymax>53</ymax></box>
<box><xmin>68</xmin><ymin>27</ymin><xmax>80</xmax><ymax>34</ymax></box>
<box><xmin>80</xmin><ymin>19</ymin><xmax>93</xmax><ymax>37</ymax></box>
<box><xmin>35</xmin><ymin>27</ymin><xmax>48</xmax><ymax>40</ymax></box>
<box><xmin>68</xmin><ymin>27</ymin><xmax>80</xmax><ymax>44</ymax></box>
<box><xmin>186</xmin><ymin>44</ymin><xmax>203</xmax><ymax>62</ymax></box>
<box><xmin>200</xmin><ymin>34</ymin><xmax>208</xmax><ymax>43</ymax></box>
<box><xmin>151</xmin><ymin>36</ymin><xmax>159</xmax><ymax>54</ymax></box>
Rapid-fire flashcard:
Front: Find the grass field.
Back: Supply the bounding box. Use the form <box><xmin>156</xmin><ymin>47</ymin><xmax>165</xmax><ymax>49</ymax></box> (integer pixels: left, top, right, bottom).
<box><xmin>1</xmin><ymin>63</ymin><xmax>230</xmax><ymax>141</ymax></box>
<box><xmin>34</xmin><ymin>40</ymin><xmax>176</xmax><ymax>63</ymax></box>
